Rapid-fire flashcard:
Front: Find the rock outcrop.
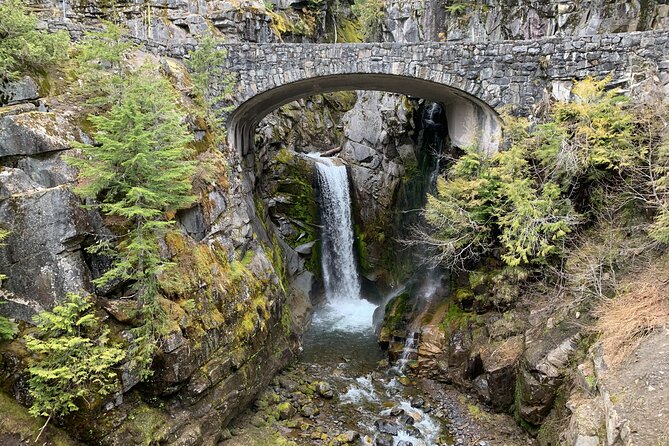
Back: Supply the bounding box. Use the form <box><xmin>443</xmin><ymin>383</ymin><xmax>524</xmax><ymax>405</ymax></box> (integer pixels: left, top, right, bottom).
<box><xmin>0</xmin><ymin>58</ymin><xmax>306</xmax><ymax>444</ymax></box>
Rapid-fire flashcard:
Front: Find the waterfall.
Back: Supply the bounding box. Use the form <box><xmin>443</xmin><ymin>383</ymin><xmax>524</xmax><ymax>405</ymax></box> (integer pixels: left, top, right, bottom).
<box><xmin>314</xmin><ymin>157</ymin><xmax>361</xmax><ymax>302</ymax></box>
<box><xmin>309</xmin><ymin>154</ymin><xmax>377</xmax><ymax>332</ymax></box>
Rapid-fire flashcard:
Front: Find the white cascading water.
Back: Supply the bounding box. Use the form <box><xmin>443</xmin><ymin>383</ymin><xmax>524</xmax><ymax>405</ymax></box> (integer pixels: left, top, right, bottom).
<box><xmin>309</xmin><ymin>155</ymin><xmax>377</xmax><ymax>332</ymax></box>
<box><xmin>302</xmin><ymin>155</ymin><xmax>444</xmax><ymax>446</ymax></box>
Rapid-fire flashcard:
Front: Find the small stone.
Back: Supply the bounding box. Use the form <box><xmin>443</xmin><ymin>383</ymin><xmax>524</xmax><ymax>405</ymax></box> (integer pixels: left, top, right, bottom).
<box><xmin>278</xmin><ymin>376</ymin><xmax>298</xmax><ymax>391</ymax></box>
<box><xmin>300</xmin><ymin>404</ymin><xmax>319</xmax><ymax>417</ymax></box>
<box><xmin>277</xmin><ymin>402</ymin><xmax>297</xmax><ymax>420</ymax></box>
<box><xmin>335</xmin><ymin>430</ymin><xmax>360</xmax><ymax>443</ymax></box>
<box><xmin>390</xmin><ymin>406</ymin><xmax>405</xmax><ymax>416</ymax></box>
<box><xmin>410</xmin><ymin>396</ymin><xmax>425</xmax><ymax>408</ymax></box>
<box><xmin>374</xmin><ymin>419</ymin><xmax>399</xmax><ymax>435</ymax></box>
<box><xmin>316</xmin><ymin>381</ymin><xmax>335</xmax><ymax>399</ymax></box>
<box><xmin>398</xmin><ymin>414</ymin><xmax>415</xmax><ymax>425</ymax></box>
<box><xmin>374</xmin><ymin>433</ymin><xmax>394</xmax><ymax>446</ymax></box>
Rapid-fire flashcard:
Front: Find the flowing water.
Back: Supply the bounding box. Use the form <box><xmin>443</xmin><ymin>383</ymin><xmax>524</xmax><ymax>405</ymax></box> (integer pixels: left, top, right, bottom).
<box><xmin>301</xmin><ymin>154</ymin><xmax>447</xmax><ymax>445</ymax></box>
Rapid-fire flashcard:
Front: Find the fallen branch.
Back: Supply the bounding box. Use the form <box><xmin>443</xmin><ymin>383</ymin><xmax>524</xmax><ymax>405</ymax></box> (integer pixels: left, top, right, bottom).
<box><xmin>321</xmin><ymin>147</ymin><xmax>342</xmax><ymax>157</ymax></box>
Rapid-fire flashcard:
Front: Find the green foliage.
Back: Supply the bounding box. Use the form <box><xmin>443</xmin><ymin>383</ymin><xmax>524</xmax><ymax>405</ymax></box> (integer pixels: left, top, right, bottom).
<box><xmin>72</xmin><ymin>22</ymin><xmax>137</xmax><ymax>106</ymax></box>
<box><xmin>186</xmin><ymin>32</ymin><xmax>236</xmax><ymax>134</ymax></box>
<box><xmin>25</xmin><ymin>293</ymin><xmax>125</xmax><ymax>420</ymax></box>
<box><xmin>69</xmin><ymin>64</ymin><xmax>195</xmax><ymax>378</ymax></box>
<box><xmin>0</xmin><ymin>314</ymin><xmax>15</xmax><ymax>341</ymax></box>
<box><xmin>351</xmin><ymin>0</ymin><xmax>385</xmax><ymax>41</ymax></box>
<box><xmin>418</xmin><ymin>77</ymin><xmax>669</xmax><ymax>271</ymax></box>
<box><xmin>444</xmin><ymin>2</ymin><xmax>468</xmax><ymax>15</ymax></box>
<box><xmin>0</xmin><ymin>0</ymin><xmax>69</xmax><ymax>79</ymax></box>
<box><xmin>0</xmin><ymin>229</ymin><xmax>16</xmax><ymax>341</ymax></box>
<box><xmin>423</xmin><ymin>141</ymin><xmax>576</xmax><ymax>269</ymax></box>
<box><xmin>547</xmin><ymin>77</ymin><xmax>638</xmax><ymax>181</ymax></box>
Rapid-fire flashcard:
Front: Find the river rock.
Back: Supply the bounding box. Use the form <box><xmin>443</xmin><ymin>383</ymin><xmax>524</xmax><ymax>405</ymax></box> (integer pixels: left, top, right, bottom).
<box><xmin>374</xmin><ymin>433</ymin><xmax>394</xmax><ymax>446</ymax></box>
<box><xmin>390</xmin><ymin>406</ymin><xmax>405</xmax><ymax>416</ymax></box>
<box><xmin>334</xmin><ymin>430</ymin><xmax>360</xmax><ymax>443</ymax></box>
<box><xmin>374</xmin><ymin>419</ymin><xmax>399</xmax><ymax>435</ymax></box>
<box><xmin>316</xmin><ymin>381</ymin><xmax>334</xmax><ymax>398</ymax></box>
<box><xmin>300</xmin><ymin>404</ymin><xmax>319</xmax><ymax>417</ymax></box>
<box><xmin>278</xmin><ymin>375</ymin><xmax>298</xmax><ymax>391</ymax></box>
<box><xmin>277</xmin><ymin>402</ymin><xmax>297</xmax><ymax>420</ymax></box>
<box><xmin>398</xmin><ymin>414</ymin><xmax>415</xmax><ymax>425</ymax></box>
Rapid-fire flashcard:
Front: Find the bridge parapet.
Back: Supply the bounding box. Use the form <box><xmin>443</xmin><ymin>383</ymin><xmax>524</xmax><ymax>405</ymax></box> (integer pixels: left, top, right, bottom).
<box><xmin>148</xmin><ymin>30</ymin><xmax>669</xmax><ymax>155</ymax></box>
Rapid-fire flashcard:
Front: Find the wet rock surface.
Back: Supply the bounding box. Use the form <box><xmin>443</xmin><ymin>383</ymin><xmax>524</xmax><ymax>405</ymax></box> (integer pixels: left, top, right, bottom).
<box><xmin>223</xmin><ymin>301</ymin><xmax>533</xmax><ymax>446</ymax></box>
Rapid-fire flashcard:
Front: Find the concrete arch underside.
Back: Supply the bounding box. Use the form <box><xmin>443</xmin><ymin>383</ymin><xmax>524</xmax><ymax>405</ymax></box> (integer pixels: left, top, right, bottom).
<box><xmin>227</xmin><ymin>73</ymin><xmax>501</xmax><ymax>158</ymax></box>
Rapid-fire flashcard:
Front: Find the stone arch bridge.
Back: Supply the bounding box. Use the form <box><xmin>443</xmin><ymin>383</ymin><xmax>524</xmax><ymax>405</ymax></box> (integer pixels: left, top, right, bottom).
<box><xmin>173</xmin><ymin>30</ymin><xmax>669</xmax><ymax>157</ymax></box>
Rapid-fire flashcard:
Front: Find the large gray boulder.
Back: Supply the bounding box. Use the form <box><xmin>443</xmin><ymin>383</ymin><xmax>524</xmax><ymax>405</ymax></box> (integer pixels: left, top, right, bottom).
<box><xmin>0</xmin><ymin>177</ymin><xmax>93</xmax><ymax>320</ymax></box>
<box><xmin>0</xmin><ymin>76</ymin><xmax>40</xmax><ymax>107</ymax></box>
<box><xmin>516</xmin><ymin>324</ymin><xmax>581</xmax><ymax>425</ymax></box>
<box><xmin>0</xmin><ymin>111</ymin><xmax>87</xmax><ymax>158</ymax></box>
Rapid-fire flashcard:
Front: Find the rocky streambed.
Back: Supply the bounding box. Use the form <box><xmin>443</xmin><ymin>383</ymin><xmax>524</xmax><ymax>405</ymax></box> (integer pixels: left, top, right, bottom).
<box><xmin>221</xmin><ymin>303</ymin><xmax>534</xmax><ymax>446</ymax></box>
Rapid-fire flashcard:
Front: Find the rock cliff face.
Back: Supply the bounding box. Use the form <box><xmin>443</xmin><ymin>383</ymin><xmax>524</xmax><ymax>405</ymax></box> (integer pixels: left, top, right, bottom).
<box><xmin>2</xmin><ymin>0</ymin><xmax>669</xmax><ymax>444</ymax></box>
<box><xmin>0</xmin><ymin>39</ymin><xmax>309</xmax><ymax>446</ymax></box>
<box><xmin>385</xmin><ymin>0</ymin><xmax>669</xmax><ymax>43</ymax></box>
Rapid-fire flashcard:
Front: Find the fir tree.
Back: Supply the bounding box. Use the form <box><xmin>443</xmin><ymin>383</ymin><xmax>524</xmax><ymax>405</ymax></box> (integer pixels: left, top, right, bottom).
<box><xmin>69</xmin><ymin>66</ymin><xmax>196</xmax><ymax>377</ymax></box>
<box><xmin>0</xmin><ymin>0</ymin><xmax>69</xmax><ymax>79</ymax></box>
<box><xmin>25</xmin><ymin>293</ymin><xmax>125</xmax><ymax>434</ymax></box>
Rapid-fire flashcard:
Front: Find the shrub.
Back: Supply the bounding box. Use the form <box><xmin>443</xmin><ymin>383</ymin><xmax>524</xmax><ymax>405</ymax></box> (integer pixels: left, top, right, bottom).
<box><xmin>25</xmin><ymin>294</ymin><xmax>125</xmax><ymax>423</ymax></box>
<box><xmin>0</xmin><ymin>229</ymin><xmax>16</xmax><ymax>341</ymax></box>
<box><xmin>0</xmin><ymin>0</ymin><xmax>69</xmax><ymax>79</ymax></box>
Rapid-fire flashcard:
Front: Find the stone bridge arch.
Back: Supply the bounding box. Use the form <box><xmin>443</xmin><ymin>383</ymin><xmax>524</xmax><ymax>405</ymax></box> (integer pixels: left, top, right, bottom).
<box><xmin>213</xmin><ymin>32</ymin><xmax>669</xmax><ymax>158</ymax></box>
<box><xmin>227</xmin><ymin>71</ymin><xmax>501</xmax><ymax>159</ymax></box>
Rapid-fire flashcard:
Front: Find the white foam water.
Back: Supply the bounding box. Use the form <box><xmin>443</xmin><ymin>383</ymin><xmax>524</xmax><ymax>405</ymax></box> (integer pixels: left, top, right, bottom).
<box><xmin>310</xmin><ymin>153</ymin><xmax>377</xmax><ymax>332</ymax></box>
<box><xmin>340</xmin><ymin>375</ymin><xmax>379</xmax><ymax>404</ymax></box>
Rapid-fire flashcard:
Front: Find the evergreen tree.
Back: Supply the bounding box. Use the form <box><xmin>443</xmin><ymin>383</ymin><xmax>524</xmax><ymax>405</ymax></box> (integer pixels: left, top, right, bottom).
<box><xmin>25</xmin><ymin>293</ymin><xmax>125</xmax><ymax>428</ymax></box>
<box><xmin>69</xmin><ymin>66</ymin><xmax>196</xmax><ymax>377</ymax></box>
<box><xmin>72</xmin><ymin>22</ymin><xmax>136</xmax><ymax>107</ymax></box>
<box><xmin>0</xmin><ymin>0</ymin><xmax>69</xmax><ymax>79</ymax></box>
<box><xmin>0</xmin><ymin>229</ymin><xmax>17</xmax><ymax>341</ymax></box>
<box><xmin>186</xmin><ymin>32</ymin><xmax>236</xmax><ymax>134</ymax></box>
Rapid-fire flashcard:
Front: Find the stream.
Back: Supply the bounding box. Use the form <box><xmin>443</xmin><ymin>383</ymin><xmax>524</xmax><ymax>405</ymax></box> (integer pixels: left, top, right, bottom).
<box><xmin>284</xmin><ymin>154</ymin><xmax>447</xmax><ymax>445</ymax></box>
<box><xmin>221</xmin><ymin>152</ymin><xmax>531</xmax><ymax>446</ymax></box>
<box><xmin>299</xmin><ymin>302</ymin><xmax>451</xmax><ymax>446</ymax></box>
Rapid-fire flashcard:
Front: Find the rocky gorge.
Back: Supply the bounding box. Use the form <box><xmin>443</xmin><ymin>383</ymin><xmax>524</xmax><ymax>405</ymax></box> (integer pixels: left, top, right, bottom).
<box><xmin>1</xmin><ymin>1</ymin><xmax>669</xmax><ymax>446</ymax></box>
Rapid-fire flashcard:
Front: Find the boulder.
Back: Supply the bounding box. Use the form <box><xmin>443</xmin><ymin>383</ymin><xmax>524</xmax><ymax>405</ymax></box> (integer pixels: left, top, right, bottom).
<box><xmin>516</xmin><ymin>325</ymin><xmax>580</xmax><ymax>425</ymax></box>
<box><xmin>0</xmin><ymin>185</ymin><xmax>94</xmax><ymax>319</ymax></box>
<box><xmin>0</xmin><ymin>111</ymin><xmax>88</xmax><ymax>158</ymax></box>
<box><xmin>0</xmin><ymin>76</ymin><xmax>40</xmax><ymax>106</ymax></box>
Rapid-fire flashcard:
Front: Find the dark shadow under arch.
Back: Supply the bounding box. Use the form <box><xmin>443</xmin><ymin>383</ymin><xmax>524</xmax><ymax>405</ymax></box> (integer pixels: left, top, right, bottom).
<box><xmin>227</xmin><ymin>73</ymin><xmax>501</xmax><ymax>158</ymax></box>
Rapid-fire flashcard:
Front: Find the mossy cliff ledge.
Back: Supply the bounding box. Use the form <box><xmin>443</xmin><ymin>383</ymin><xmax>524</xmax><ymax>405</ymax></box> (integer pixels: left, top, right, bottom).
<box><xmin>0</xmin><ymin>59</ymin><xmax>307</xmax><ymax>444</ymax></box>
